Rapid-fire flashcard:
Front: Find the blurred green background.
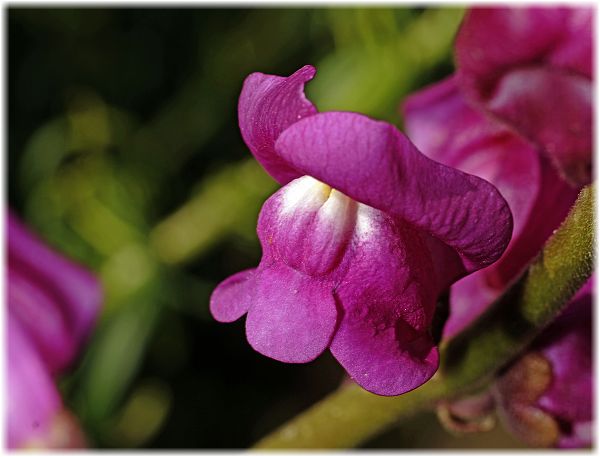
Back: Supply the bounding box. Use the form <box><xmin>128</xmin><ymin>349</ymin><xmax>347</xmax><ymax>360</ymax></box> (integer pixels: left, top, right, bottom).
<box><xmin>8</xmin><ymin>7</ymin><xmax>525</xmax><ymax>449</ymax></box>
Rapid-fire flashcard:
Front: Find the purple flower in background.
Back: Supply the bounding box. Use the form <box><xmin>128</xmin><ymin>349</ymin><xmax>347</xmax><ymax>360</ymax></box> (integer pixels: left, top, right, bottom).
<box><xmin>403</xmin><ymin>6</ymin><xmax>590</xmax><ymax>337</ymax></box>
<box><xmin>403</xmin><ymin>7</ymin><xmax>593</xmax><ymax>444</ymax></box>
<box><xmin>7</xmin><ymin>212</ymin><xmax>102</xmax><ymax>449</ymax></box>
<box><xmin>403</xmin><ymin>76</ymin><xmax>580</xmax><ymax>338</ymax></box>
<box><xmin>210</xmin><ymin>65</ymin><xmax>512</xmax><ymax>396</ymax></box>
<box><xmin>455</xmin><ymin>7</ymin><xmax>593</xmax><ymax>186</ymax></box>
<box><xmin>493</xmin><ymin>277</ymin><xmax>593</xmax><ymax>448</ymax></box>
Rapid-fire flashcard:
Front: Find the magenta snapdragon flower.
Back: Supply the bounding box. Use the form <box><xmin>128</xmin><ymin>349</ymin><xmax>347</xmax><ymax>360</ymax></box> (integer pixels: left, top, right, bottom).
<box><xmin>7</xmin><ymin>212</ymin><xmax>102</xmax><ymax>449</ymax></box>
<box><xmin>210</xmin><ymin>65</ymin><xmax>513</xmax><ymax>396</ymax></box>
<box><xmin>494</xmin><ymin>277</ymin><xmax>593</xmax><ymax>448</ymax></box>
<box><xmin>403</xmin><ymin>6</ymin><xmax>590</xmax><ymax>338</ymax></box>
<box><xmin>455</xmin><ymin>7</ymin><xmax>592</xmax><ymax>186</ymax></box>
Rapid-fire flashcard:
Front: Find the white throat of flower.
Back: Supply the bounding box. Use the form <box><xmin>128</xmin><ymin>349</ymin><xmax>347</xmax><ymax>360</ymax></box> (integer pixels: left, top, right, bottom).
<box><xmin>275</xmin><ymin>176</ymin><xmax>365</xmax><ymax>275</ymax></box>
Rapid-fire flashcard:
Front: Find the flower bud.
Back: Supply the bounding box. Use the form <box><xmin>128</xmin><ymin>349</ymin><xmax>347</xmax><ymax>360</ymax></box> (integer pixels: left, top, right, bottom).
<box><xmin>493</xmin><ymin>278</ymin><xmax>592</xmax><ymax>448</ymax></box>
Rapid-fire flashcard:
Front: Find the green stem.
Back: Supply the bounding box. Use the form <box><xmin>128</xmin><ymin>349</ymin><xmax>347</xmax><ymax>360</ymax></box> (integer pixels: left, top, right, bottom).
<box><xmin>253</xmin><ymin>185</ymin><xmax>594</xmax><ymax>449</ymax></box>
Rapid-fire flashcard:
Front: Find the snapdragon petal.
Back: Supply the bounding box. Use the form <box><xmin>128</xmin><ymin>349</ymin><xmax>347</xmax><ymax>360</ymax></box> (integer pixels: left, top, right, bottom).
<box><xmin>455</xmin><ymin>7</ymin><xmax>592</xmax><ymax>96</ymax></box>
<box><xmin>238</xmin><ymin>65</ymin><xmax>318</xmax><ymax>185</ymax></box>
<box><xmin>548</xmin><ymin>8</ymin><xmax>593</xmax><ymax>78</ymax></box>
<box><xmin>256</xmin><ymin>176</ymin><xmax>357</xmax><ymax>277</ymax></box>
<box><xmin>455</xmin><ymin>7</ymin><xmax>574</xmax><ymax>95</ymax></box>
<box><xmin>8</xmin><ymin>315</ymin><xmax>62</xmax><ymax>449</ymax></box>
<box><xmin>330</xmin><ymin>205</ymin><xmax>439</xmax><ymax>396</ymax></box>
<box><xmin>403</xmin><ymin>75</ymin><xmax>505</xmax><ymax>167</ymax></box>
<box><xmin>245</xmin><ymin>263</ymin><xmax>338</xmax><ymax>363</ymax></box>
<box><xmin>210</xmin><ymin>269</ymin><xmax>256</xmax><ymax>323</ymax></box>
<box><xmin>455</xmin><ymin>7</ymin><xmax>593</xmax><ymax>185</ymax></box>
<box><xmin>8</xmin><ymin>268</ymin><xmax>76</xmax><ymax>377</ymax></box>
<box><xmin>488</xmin><ymin>68</ymin><xmax>592</xmax><ymax>186</ymax></box>
<box><xmin>275</xmin><ymin>111</ymin><xmax>512</xmax><ymax>275</ymax></box>
<box><xmin>7</xmin><ymin>212</ymin><xmax>102</xmax><ymax>374</ymax></box>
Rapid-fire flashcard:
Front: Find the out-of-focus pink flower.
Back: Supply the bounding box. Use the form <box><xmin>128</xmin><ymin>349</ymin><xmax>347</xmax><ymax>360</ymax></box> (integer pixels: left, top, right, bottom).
<box><xmin>403</xmin><ymin>76</ymin><xmax>580</xmax><ymax>338</ymax></box>
<box><xmin>7</xmin><ymin>212</ymin><xmax>102</xmax><ymax>449</ymax></box>
<box><xmin>455</xmin><ymin>7</ymin><xmax>593</xmax><ymax>186</ymax></box>
<box><xmin>210</xmin><ymin>65</ymin><xmax>513</xmax><ymax>396</ymax></box>
<box><xmin>493</xmin><ymin>277</ymin><xmax>593</xmax><ymax>448</ymax></box>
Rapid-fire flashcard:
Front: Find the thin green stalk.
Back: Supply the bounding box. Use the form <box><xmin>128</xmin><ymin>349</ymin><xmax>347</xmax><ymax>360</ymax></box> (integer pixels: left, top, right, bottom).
<box><xmin>253</xmin><ymin>185</ymin><xmax>594</xmax><ymax>449</ymax></box>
